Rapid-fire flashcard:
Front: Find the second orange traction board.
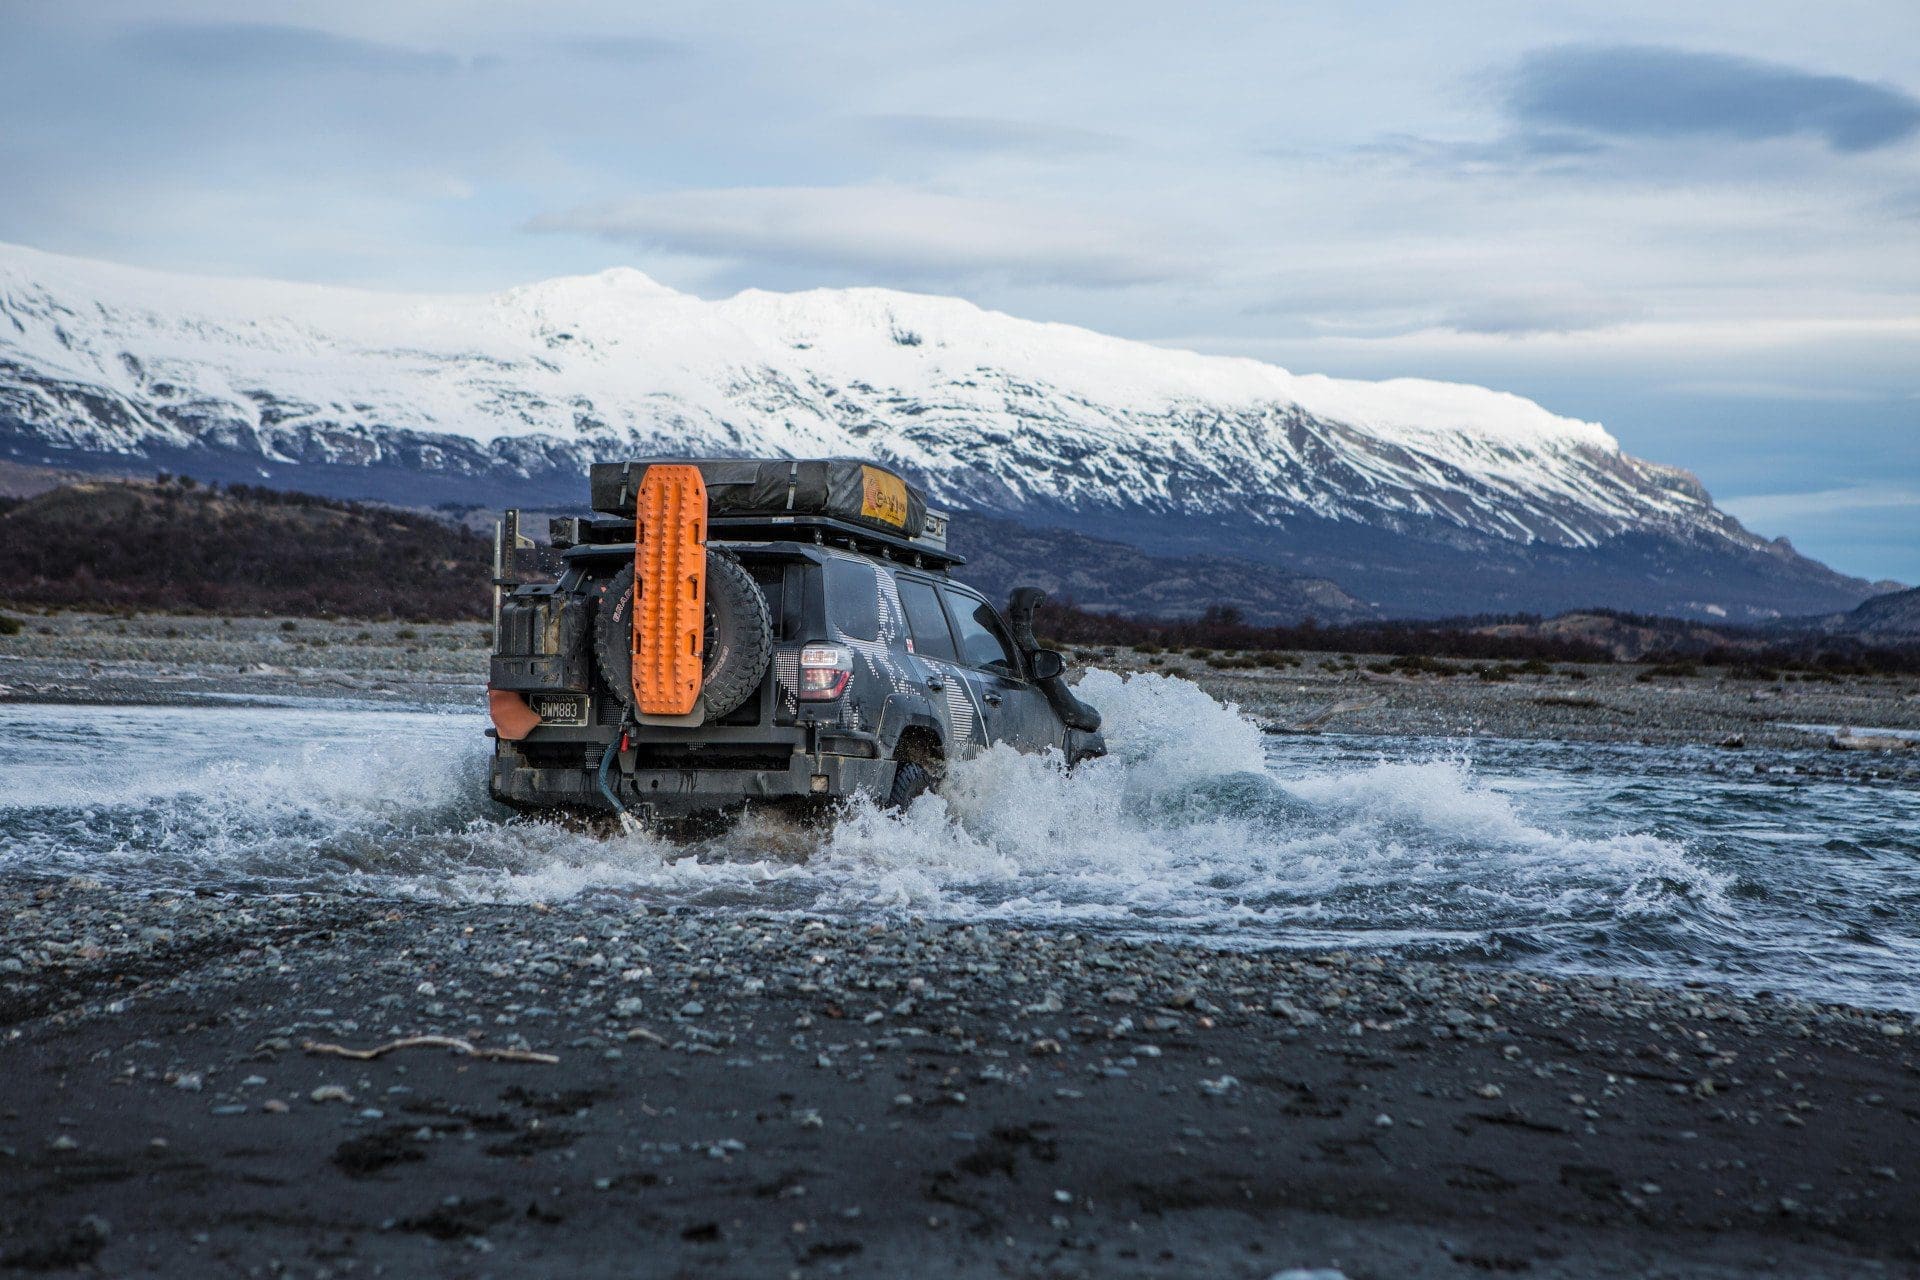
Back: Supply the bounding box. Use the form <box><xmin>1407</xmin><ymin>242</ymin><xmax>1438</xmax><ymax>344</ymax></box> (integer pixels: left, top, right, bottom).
<box><xmin>632</xmin><ymin>464</ymin><xmax>708</xmax><ymax>715</ymax></box>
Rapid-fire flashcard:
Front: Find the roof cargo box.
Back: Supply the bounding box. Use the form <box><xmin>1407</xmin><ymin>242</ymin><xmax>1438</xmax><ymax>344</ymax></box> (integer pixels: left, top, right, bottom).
<box><xmin>590</xmin><ymin>458</ymin><xmax>929</xmax><ymax>539</ymax></box>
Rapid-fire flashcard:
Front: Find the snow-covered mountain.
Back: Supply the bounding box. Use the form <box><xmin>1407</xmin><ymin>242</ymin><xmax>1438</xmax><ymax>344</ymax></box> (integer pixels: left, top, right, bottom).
<box><xmin>0</xmin><ymin>242</ymin><xmax>1874</xmax><ymax>618</ymax></box>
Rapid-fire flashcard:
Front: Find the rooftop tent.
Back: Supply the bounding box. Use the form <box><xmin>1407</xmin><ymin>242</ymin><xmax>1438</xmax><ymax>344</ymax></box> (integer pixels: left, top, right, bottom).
<box><xmin>590</xmin><ymin>458</ymin><xmax>928</xmax><ymax>540</ymax></box>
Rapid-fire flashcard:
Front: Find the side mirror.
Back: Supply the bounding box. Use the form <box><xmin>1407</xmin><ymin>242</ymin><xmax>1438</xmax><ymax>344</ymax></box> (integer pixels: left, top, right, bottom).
<box><xmin>1026</xmin><ymin>649</ymin><xmax>1066</xmax><ymax>681</ymax></box>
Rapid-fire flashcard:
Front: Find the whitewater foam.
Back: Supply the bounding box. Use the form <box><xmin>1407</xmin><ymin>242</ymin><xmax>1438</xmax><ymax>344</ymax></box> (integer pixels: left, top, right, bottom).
<box><xmin>16</xmin><ymin>674</ymin><xmax>1898</xmax><ymax>1003</ymax></box>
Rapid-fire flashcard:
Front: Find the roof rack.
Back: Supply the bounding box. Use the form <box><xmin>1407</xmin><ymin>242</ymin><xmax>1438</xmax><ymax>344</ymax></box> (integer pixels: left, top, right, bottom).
<box><xmin>570</xmin><ymin>510</ymin><xmax>963</xmax><ymax>569</ymax></box>
<box><xmin>706</xmin><ymin>513</ymin><xmax>964</xmax><ymax>569</ymax></box>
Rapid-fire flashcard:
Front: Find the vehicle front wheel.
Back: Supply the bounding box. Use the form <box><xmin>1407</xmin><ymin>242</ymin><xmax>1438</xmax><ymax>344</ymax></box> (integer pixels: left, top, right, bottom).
<box><xmin>884</xmin><ymin>759</ymin><xmax>935</xmax><ymax>811</ymax></box>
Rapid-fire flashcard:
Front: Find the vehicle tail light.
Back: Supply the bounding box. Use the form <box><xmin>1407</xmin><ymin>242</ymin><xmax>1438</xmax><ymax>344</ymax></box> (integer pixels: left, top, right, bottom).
<box><xmin>798</xmin><ymin>644</ymin><xmax>854</xmax><ymax>700</ymax></box>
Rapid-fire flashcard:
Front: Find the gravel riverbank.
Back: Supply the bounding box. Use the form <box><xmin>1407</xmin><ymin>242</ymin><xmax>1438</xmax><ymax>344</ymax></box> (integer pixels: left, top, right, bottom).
<box><xmin>5</xmin><ymin>611</ymin><xmax>1920</xmax><ymax>753</ymax></box>
<box><xmin>4</xmin><ymin>883</ymin><xmax>1917</xmax><ymax>1278</ymax></box>
<box><xmin>3</xmin><ymin>611</ymin><xmax>1918</xmax><ymax>1275</ymax></box>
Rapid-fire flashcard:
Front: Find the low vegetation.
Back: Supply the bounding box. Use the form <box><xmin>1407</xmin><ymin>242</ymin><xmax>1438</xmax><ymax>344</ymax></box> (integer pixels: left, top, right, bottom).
<box><xmin>1034</xmin><ymin>599</ymin><xmax>1920</xmax><ymax>675</ymax></box>
<box><xmin>0</xmin><ymin>477</ymin><xmax>490</xmax><ymax>620</ymax></box>
<box><xmin>1032</xmin><ymin>601</ymin><xmax>1616</xmax><ymax>664</ymax></box>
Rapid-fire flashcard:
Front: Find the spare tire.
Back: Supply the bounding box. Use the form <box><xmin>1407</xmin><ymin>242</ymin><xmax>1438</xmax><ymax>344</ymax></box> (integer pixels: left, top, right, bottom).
<box><xmin>594</xmin><ymin>548</ymin><xmax>774</xmax><ymax>719</ymax></box>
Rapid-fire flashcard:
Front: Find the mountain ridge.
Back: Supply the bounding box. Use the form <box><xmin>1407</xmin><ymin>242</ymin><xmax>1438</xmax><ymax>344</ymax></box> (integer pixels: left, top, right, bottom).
<box><xmin>0</xmin><ymin>241</ymin><xmax>1876</xmax><ymax>619</ymax></box>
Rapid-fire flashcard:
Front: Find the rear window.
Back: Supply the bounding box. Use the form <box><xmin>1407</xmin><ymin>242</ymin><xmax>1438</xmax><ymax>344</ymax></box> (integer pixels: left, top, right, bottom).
<box><xmin>897</xmin><ymin>577</ymin><xmax>958</xmax><ymax>662</ymax></box>
<box><xmin>824</xmin><ymin>559</ymin><xmax>880</xmax><ymax>642</ymax></box>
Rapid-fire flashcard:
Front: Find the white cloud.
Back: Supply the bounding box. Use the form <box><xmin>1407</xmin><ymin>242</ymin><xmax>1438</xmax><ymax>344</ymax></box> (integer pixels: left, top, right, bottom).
<box><xmin>1662</xmin><ymin>379</ymin><xmax>1886</xmax><ymax>402</ymax></box>
<box><xmin>526</xmin><ymin>186</ymin><xmax>1185</xmax><ymax>288</ymax></box>
<box><xmin>1721</xmin><ymin>484</ymin><xmax>1920</xmax><ymax>524</ymax></box>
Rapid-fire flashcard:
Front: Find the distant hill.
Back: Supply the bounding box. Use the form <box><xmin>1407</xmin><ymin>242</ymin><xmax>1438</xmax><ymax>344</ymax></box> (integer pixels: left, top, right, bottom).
<box><xmin>936</xmin><ymin>514</ymin><xmax>1369</xmax><ymax>623</ymax></box>
<box><xmin>1832</xmin><ymin>586</ymin><xmax>1920</xmax><ymax>637</ymax></box>
<box><xmin>0</xmin><ymin>478</ymin><xmax>489</xmax><ymax>619</ymax></box>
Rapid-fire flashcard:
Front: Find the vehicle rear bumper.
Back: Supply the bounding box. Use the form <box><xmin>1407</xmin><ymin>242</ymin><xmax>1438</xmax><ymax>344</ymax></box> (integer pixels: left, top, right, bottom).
<box><xmin>489</xmin><ymin>746</ymin><xmax>894</xmax><ymax>820</ymax></box>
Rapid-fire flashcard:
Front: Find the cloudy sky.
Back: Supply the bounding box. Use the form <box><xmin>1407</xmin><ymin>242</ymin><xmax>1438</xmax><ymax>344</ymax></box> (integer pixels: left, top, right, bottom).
<box><xmin>3</xmin><ymin>1</ymin><xmax>1916</xmax><ymax>580</ymax></box>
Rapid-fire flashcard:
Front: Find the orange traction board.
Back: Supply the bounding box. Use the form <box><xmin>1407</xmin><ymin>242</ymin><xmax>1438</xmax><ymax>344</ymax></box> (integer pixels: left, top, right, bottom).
<box><xmin>632</xmin><ymin>464</ymin><xmax>709</xmax><ymax>715</ymax></box>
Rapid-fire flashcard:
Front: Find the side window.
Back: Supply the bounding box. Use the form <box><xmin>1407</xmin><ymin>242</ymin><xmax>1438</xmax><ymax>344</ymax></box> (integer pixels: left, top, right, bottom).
<box><xmin>824</xmin><ymin>559</ymin><xmax>879</xmax><ymax>642</ymax></box>
<box><xmin>897</xmin><ymin>577</ymin><xmax>959</xmax><ymax>662</ymax></box>
<box><xmin>943</xmin><ymin>589</ymin><xmax>1020</xmax><ymax>676</ymax></box>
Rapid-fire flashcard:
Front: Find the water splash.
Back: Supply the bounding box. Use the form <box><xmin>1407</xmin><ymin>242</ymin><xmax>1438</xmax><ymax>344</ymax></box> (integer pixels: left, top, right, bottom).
<box><xmin>2</xmin><ymin>677</ymin><xmax>1914</xmax><ymax>1009</ymax></box>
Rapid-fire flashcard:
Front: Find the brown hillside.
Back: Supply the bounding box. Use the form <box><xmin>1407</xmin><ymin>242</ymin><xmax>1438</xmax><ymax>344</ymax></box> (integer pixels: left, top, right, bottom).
<box><xmin>0</xmin><ymin>478</ymin><xmax>489</xmax><ymax>619</ymax></box>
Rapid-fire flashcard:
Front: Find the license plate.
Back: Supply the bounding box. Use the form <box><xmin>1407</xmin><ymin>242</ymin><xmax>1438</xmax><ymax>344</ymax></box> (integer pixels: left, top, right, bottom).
<box><xmin>531</xmin><ymin>693</ymin><xmax>588</xmax><ymax>727</ymax></box>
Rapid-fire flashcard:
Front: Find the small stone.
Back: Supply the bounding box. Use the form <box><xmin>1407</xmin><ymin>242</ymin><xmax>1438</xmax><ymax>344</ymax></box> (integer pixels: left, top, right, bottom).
<box><xmin>1373</xmin><ymin>1113</ymin><xmax>1393</xmax><ymax>1128</ymax></box>
<box><xmin>1475</xmin><ymin>1084</ymin><xmax>1504</xmax><ymax>1099</ymax></box>
<box><xmin>48</xmin><ymin>1135</ymin><xmax>79</xmax><ymax>1152</ymax></box>
<box><xmin>310</xmin><ymin>1084</ymin><xmax>353</xmax><ymax>1104</ymax></box>
<box><xmin>262</xmin><ymin>1099</ymin><xmax>289</xmax><ymax>1115</ymax></box>
<box><xmin>210</xmin><ymin>1104</ymin><xmax>247</xmax><ymax>1116</ymax></box>
<box><xmin>172</xmin><ymin>1073</ymin><xmax>204</xmax><ymax>1092</ymax></box>
<box><xmin>1269</xmin><ymin>999</ymin><xmax>1320</xmax><ymax>1027</ymax></box>
<box><xmin>681</xmin><ymin>1000</ymin><xmax>705</xmax><ymax>1017</ymax></box>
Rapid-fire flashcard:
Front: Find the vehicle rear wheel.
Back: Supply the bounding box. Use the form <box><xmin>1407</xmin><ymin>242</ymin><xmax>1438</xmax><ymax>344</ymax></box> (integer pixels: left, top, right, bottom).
<box><xmin>594</xmin><ymin>548</ymin><xmax>773</xmax><ymax>718</ymax></box>
<box><xmin>884</xmin><ymin>759</ymin><xmax>935</xmax><ymax>811</ymax></box>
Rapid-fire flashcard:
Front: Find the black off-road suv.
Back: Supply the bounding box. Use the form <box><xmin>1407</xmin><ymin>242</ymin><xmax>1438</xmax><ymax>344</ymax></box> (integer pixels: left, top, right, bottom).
<box><xmin>486</xmin><ymin>458</ymin><xmax>1103</xmax><ymax>828</ymax></box>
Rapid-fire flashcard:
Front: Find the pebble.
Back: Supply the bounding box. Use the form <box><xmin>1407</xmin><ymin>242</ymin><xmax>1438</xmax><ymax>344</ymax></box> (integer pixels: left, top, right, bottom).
<box><xmin>310</xmin><ymin>1085</ymin><xmax>353</xmax><ymax>1104</ymax></box>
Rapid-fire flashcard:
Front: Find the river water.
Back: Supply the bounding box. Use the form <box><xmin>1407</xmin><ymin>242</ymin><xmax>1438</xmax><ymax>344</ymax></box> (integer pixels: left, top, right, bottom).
<box><xmin>3</xmin><ymin>670</ymin><xmax>1915</xmax><ymax>1011</ymax></box>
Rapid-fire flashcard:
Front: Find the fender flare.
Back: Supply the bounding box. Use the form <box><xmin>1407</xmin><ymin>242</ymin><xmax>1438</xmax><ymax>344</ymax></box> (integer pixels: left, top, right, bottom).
<box><xmin>883</xmin><ymin>709</ymin><xmax>946</xmax><ymax>761</ymax></box>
